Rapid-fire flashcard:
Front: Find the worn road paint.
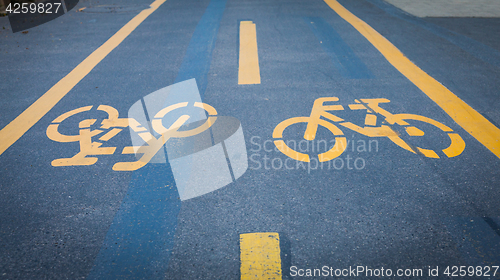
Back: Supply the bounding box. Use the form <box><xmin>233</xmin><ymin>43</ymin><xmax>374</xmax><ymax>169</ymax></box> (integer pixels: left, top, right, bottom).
<box><xmin>86</xmin><ymin>164</ymin><xmax>181</xmax><ymax>280</ymax></box>
<box><xmin>89</xmin><ymin>0</ymin><xmax>229</xmax><ymax>277</ymax></box>
<box><xmin>0</xmin><ymin>0</ymin><xmax>167</xmax><ymax>156</ymax></box>
<box><xmin>324</xmin><ymin>0</ymin><xmax>500</xmax><ymax>159</ymax></box>
<box><xmin>240</xmin><ymin>232</ymin><xmax>282</xmax><ymax>280</ymax></box>
<box><xmin>238</xmin><ymin>21</ymin><xmax>261</xmax><ymax>85</ymax></box>
<box><xmin>174</xmin><ymin>0</ymin><xmax>228</xmax><ymax>97</ymax></box>
<box><xmin>305</xmin><ymin>17</ymin><xmax>373</xmax><ymax>79</ymax></box>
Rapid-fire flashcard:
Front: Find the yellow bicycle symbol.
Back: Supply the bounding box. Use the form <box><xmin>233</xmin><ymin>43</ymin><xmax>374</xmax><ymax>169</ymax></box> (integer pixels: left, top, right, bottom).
<box><xmin>47</xmin><ymin>102</ymin><xmax>217</xmax><ymax>171</ymax></box>
<box><xmin>273</xmin><ymin>97</ymin><xmax>465</xmax><ymax>162</ymax></box>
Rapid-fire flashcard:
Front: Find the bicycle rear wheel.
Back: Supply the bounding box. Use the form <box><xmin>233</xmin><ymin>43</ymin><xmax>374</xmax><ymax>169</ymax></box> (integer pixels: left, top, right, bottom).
<box><xmin>388</xmin><ymin>114</ymin><xmax>465</xmax><ymax>158</ymax></box>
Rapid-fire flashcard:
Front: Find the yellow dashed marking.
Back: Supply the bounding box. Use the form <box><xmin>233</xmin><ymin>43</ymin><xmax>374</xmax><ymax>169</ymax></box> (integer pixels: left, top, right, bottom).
<box><xmin>240</xmin><ymin>232</ymin><xmax>282</xmax><ymax>280</ymax></box>
<box><xmin>238</xmin><ymin>21</ymin><xmax>261</xmax><ymax>85</ymax></box>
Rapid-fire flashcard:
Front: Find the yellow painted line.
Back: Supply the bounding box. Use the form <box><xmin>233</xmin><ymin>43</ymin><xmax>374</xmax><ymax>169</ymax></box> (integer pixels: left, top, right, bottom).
<box><xmin>0</xmin><ymin>0</ymin><xmax>166</xmax><ymax>156</ymax></box>
<box><xmin>324</xmin><ymin>0</ymin><xmax>500</xmax><ymax>159</ymax></box>
<box><xmin>240</xmin><ymin>232</ymin><xmax>282</xmax><ymax>280</ymax></box>
<box><xmin>238</xmin><ymin>21</ymin><xmax>261</xmax><ymax>85</ymax></box>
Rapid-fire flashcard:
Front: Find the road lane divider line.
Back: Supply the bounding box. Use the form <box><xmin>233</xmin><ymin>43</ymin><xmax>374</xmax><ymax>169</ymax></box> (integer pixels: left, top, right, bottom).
<box><xmin>238</xmin><ymin>21</ymin><xmax>261</xmax><ymax>85</ymax></box>
<box><xmin>324</xmin><ymin>0</ymin><xmax>500</xmax><ymax>159</ymax></box>
<box><xmin>0</xmin><ymin>0</ymin><xmax>167</xmax><ymax>156</ymax></box>
<box><xmin>240</xmin><ymin>232</ymin><xmax>282</xmax><ymax>280</ymax></box>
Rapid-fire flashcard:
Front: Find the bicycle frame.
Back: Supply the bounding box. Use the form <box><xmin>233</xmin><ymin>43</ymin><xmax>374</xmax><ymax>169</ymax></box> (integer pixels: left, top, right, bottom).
<box><xmin>304</xmin><ymin>97</ymin><xmax>399</xmax><ymax>140</ymax></box>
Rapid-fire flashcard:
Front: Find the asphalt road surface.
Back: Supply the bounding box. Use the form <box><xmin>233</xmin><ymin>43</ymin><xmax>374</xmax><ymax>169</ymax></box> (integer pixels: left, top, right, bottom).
<box><xmin>1</xmin><ymin>0</ymin><xmax>499</xmax><ymax>279</ymax></box>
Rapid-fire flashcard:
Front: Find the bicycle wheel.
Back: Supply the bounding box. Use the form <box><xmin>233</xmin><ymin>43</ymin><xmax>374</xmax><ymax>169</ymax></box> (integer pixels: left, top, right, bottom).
<box><xmin>387</xmin><ymin>114</ymin><xmax>465</xmax><ymax>158</ymax></box>
<box><xmin>272</xmin><ymin>117</ymin><xmax>347</xmax><ymax>162</ymax></box>
<box><xmin>113</xmin><ymin>102</ymin><xmax>218</xmax><ymax>171</ymax></box>
<box><xmin>152</xmin><ymin>102</ymin><xmax>217</xmax><ymax>138</ymax></box>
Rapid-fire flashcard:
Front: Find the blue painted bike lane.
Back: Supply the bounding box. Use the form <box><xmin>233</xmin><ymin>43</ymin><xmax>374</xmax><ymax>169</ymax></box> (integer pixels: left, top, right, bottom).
<box><xmin>87</xmin><ymin>0</ymin><xmax>228</xmax><ymax>278</ymax></box>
